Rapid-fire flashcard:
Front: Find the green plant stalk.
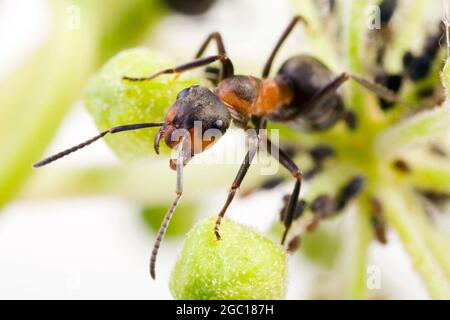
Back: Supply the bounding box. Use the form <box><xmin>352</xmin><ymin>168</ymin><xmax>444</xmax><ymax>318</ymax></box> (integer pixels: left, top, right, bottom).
<box><xmin>349</xmin><ymin>201</ymin><xmax>372</xmax><ymax>300</ymax></box>
<box><xmin>443</xmin><ymin>58</ymin><xmax>450</xmax><ymax>96</ymax></box>
<box><xmin>0</xmin><ymin>46</ymin><xmax>49</xmax><ymax>139</ymax></box>
<box><xmin>17</xmin><ymin>161</ymin><xmax>266</xmax><ymax>203</ymax></box>
<box><xmin>384</xmin><ymin>0</ymin><xmax>430</xmax><ymax>73</ymax></box>
<box><xmin>345</xmin><ymin>0</ymin><xmax>374</xmax><ymax>74</ymax></box>
<box><xmin>407</xmin><ymin>156</ymin><xmax>450</xmax><ymax>193</ymax></box>
<box><xmin>0</xmin><ymin>0</ymin><xmax>166</xmax><ymax>209</ymax></box>
<box><xmin>375</xmin><ymin>104</ymin><xmax>450</xmax><ymax>156</ymax></box>
<box><xmin>93</xmin><ymin>0</ymin><xmax>166</xmax><ymax>63</ymax></box>
<box><xmin>402</xmin><ymin>51</ymin><xmax>446</xmax><ymax>106</ymax></box>
<box><xmin>302</xmin><ymin>163</ymin><xmax>355</xmax><ymax>202</ymax></box>
<box><xmin>378</xmin><ymin>185</ymin><xmax>450</xmax><ymax>299</ymax></box>
<box><xmin>401</xmin><ymin>190</ymin><xmax>450</xmax><ymax>282</ymax></box>
<box><xmin>344</xmin><ymin>0</ymin><xmax>375</xmax><ymax>120</ymax></box>
<box><xmin>0</xmin><ymin>0</ymin><xmax>98</xmax><ymax>208</ymax></box>
<box><xmin>343</xmin><ymin>0</ymin><xmax>377</xmax><ymax>299</ymax></box>
<box><xmin>291</xmin><ymin>0</ymin><xmax>340</xmax><ymax>70</ymax></box>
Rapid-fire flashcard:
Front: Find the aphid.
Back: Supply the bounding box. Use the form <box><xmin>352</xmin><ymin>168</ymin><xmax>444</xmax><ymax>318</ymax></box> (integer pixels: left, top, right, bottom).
<box><xmin>305</xmin><ymin>144</ymin><xmax>335</xmax><ymax>179</ymax></box>
<box><xmin>303</xmin><ymin>165</ymin><xmax>322</xmax><ymax>180</ymax></box>
<box><xmin>166</xmin><ymin>0</ymin><xmax>217</xmax><ymax>16</ymax></box>
<box><xmin>309</xmin><ymin>144</ymin><xmax>335</xmax><ymax>162</ymax></box>
<box><xmin>373</xmin><ymin>0</ymin><xmax>399</xmax><ymax>66</ymax></box>
<box><xmin>335</xmin><ymin>176</ymin><xmax>365</xmax><ymax>211</ymax></box>
<box><xmin>375</xmin><ymin>73</ymin><xmax>403</xmax><ymax>110</ymax></box>
<box><xmin>420</xmin><ymin>190</ymin><xmax>450</xmax><ymax>206</ymax></box>
<box><xmin>370</xmin><ymin>197</ymin><xmax>387</xmax><ymax>245</ymax></box>
<box><xmin>33</xmin><ymin>16</ymin><xmax>403</xmax><ymax>279</ymax></box>
<box><xmin>392</xmin><ymin>158</ymin><xmax>411</xmax><ymax>173</ymax></box>
<box><xmin>287</xmin><ymin>235</ymin><xmax>301</xmax><ymax>254</ymax></box>
<box><xmin>310</xmin><ymin>194</ymin><xmax>334</xmax><ymax>218</ymax></box>
<box><xmin>376</xmin><ymin>22</ymin><xmax>445</xmax><ymax>110</ymax></box>
<box><xmin>280</xmin><ymin>196</ymin><xmax>306</xmax><ymax>223</ymax></box>
<box><xmin>306</xmin><ymin>177</ymin><xmax>364</xmax><ymax>230</ymax></box>
<box><xmin>259</xmin><ymin>177</ymin><xmax>285</xmax><ymax>191</ymax></box>
<box><xmin>403</xmin><ymin>23</ymin><xmax>446</xmax><ymax>82</ymax></box>
<box><xmin>379</xmin><ymin>0</ymin><xmax>398</xmax><ymax>26</ymax></box>
<box><xmin>429</xmin><ymin>144</ymin><xmax>447</xmax><ymax>158</ymax></box>
<box><xmin>343</xmin><ymin>110</ymin><xmax>358</xmax><ymax>130</ymax></box>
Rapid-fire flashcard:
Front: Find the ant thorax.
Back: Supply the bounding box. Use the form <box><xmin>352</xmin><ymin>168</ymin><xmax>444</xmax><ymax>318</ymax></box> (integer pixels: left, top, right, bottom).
<box><xmin>215</xmin><ymin>75</ymin><xmax>293</xmax><ymax>122</ymax></box>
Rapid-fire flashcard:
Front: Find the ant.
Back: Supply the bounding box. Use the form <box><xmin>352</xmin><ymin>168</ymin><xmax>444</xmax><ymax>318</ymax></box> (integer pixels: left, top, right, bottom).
<box><xmin>33</xmin><ymin>16</ymin><xmax>403</xmax><ymax>279</ymax></box>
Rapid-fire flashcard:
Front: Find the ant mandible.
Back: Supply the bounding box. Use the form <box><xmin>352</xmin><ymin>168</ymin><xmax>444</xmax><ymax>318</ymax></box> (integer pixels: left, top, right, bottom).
<box><xmin>34</xmin><ymin>16</ymin><xmax>403</xmax><ymax>279</ymax></box>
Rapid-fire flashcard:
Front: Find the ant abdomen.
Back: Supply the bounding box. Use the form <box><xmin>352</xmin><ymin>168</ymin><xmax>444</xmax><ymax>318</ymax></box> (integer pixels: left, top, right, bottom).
<box><xmin>270</xmin><ymin>55</ymin><xmax>344</xmax><ymax>131</ymax></box>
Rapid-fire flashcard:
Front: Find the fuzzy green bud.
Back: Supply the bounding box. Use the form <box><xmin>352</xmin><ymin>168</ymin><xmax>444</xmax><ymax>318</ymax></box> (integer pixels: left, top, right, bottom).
<box><xmin>84</xmin><ymin>47</ymin><xmax>201</xmax><ymax>159</ymax></box>
<box><xmin>170</xmin><ymin>217</ymin><xmax>287</xmax><ymax>300</ymax></box>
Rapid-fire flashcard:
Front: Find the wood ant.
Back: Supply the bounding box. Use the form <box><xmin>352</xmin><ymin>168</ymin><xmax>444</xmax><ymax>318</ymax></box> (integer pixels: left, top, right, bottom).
<box><xmin>34</xmin><ymin>16</ymin><xmax>403</xmax><ymax>279</ymax></box>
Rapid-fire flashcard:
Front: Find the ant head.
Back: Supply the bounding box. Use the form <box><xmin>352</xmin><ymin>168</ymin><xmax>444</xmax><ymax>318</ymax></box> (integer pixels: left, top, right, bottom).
<box><xmin>154</xmin><ymin>85</ymin><xmax>231</xmax><ymax>158</ymax></box>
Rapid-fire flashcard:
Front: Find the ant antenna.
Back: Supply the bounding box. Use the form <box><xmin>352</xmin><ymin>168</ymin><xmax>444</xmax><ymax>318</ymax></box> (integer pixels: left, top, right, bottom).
<box><xmin>33</xmin><ymin>123</ymin><xmax>164</xmax><ymax>168</ymax></box>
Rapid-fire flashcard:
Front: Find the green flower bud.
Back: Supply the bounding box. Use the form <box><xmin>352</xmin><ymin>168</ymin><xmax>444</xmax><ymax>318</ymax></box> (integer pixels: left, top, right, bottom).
<box><xmin>84</xmin><ymin>47</ymin><xmax>201</xmax><ymax>159</ymax></box>
<box><xmin>170</xmin><ymin>217</ymin><xmax>287</xmax><ymax>300</ymax></box>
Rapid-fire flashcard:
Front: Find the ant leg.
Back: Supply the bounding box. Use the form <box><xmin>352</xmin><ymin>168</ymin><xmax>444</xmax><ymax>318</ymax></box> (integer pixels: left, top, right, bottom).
<box><xmin>150</xmin><ymin>134</ymin><xmax>189</xmax><ymax>280</ymax></box>
<box><xmin>285</xmin><ymin>72</ymin><xmax>407</xmax><ymax>121</ymax></box>
<box><xmin>214</xmin><ymin>136</ymin><xmax>258</xmax><ymax>240</ymax></box>
<box><xmin>262</xmin><ymin>15</ymin><xmax>308</xmax><ymax>78</ymax></box>
<box><xmin>348</xmin><ymin>73</ymin><xmax>404</xmax><ymax>104</ymax></box>
<box><xmin>195</xmin><ymin>32</ymin><xmax>226</xmax><ymax>58</ymax></box>
<box><xmin>195</xmin><ymin>32</ymin><xmax>234</xmax><ymax>79</ymax></box>
<box><xmin>33</xmin><ymin>122</ymin><xmax>164</xmax><ymax>168</ymax></box>
<box><xmin>265</xmin><ymin>137</ymin><xmax>302</xmax><ymax>245</ymax></box>
<box><xmin>122</xmin><ymin>54</ymin><xmax>234</xmax><ymax>82</ymax></box>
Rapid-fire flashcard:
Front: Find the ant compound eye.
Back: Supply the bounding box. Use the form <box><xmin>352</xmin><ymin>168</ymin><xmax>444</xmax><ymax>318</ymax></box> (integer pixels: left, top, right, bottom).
<box><xmin>213</xmin><ymin>119</ymin><xmax>223</xmax><ymax>129</ymax></box>
<box><xmin>177</xmin><ymin>88</ymin><xmax>191</xmax><ymax>100</ymax></box>
<box><xmin>177</xmin><ymin>85</ymin><xmax>200</xmax><ymax>100</ymax></box>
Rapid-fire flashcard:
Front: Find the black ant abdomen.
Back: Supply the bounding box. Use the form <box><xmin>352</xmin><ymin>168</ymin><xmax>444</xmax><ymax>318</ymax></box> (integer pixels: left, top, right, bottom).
<box><xmin>270</xmin><ymin>55</ymin><xmax>344</xmax><ymax>130</ymax></box>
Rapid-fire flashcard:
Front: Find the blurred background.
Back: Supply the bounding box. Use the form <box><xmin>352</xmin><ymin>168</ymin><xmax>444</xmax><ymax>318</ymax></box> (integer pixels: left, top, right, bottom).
<box><xmin>0</xmin><ymin>0</ymin><xmax>448</xmax><ymax>299</ymax></box>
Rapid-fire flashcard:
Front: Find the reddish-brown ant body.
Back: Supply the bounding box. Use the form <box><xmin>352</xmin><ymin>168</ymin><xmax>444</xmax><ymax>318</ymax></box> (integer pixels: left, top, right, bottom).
<box><xmin>34</xmin><ymin>16</ymin><xmax>402</xmax><ymax>279</ymax></box>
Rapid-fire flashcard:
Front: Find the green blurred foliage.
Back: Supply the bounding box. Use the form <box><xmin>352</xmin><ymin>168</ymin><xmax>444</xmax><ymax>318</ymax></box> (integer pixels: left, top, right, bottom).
<box><xmin>443</xmin><ymin>58</ymin><xmax>450</xmax><ymax>96</ymax></box>
<box><xmin>301</xmin><ymin>225</ymin><xmax>342</xmax><ymax>268</ymax></box>
<box><xmin>85</xmin><ymin>48</ymin><xmax>201</xmax><ymax>159</ymax></box>
<box><xmin>141</xmin><ymin>203</ymin><xmax>197</xmax><ymax>237</ymax></box>
<box><xmin>0</xmin><ymin>0</ymin><xmax>168</xmax><ymax>208</ymax></box>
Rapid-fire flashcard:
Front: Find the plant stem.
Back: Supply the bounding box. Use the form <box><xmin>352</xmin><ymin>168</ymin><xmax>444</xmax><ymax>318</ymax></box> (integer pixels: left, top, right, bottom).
<box><xmin>0</xmin><ymin>0</ymin><xmax>98</xmax><ymax>208</ymax></box>
<box><xmin>384</xmin><ymin>0</ymin><xmax>430</xmax><ymax>73</ymax></box>
<box><xmin>443</xmin><ymin>58</ymin><xmax>450</xmax><ymax>96</ymax></box>
<box><xmin>378</xmin><ymin>185</ymin><xmax>450</xmax><ymax>299</ymax></box>
<box><xmin>18</xmin><ymin>161</ymin><xmax>265</xmax><ymax>203</ymax></box>
<box><xmin>349</xmin><ymin>201</ymin><xmax>372</xmax><ymax>300</ymax></box>
<box><xmin>375</xmin><ymin>104</ymin><xmax>450</xmax><ymax>156</ymax></box>
<box><xmin>344</xmin><ymin>0</ymin><xmax>378</xmax><ymax>125</ymax></box>
<box><xmin>401</xmin><ymin>190</ymin><xmax>450</xmax><ymax>282</ymax></box>
<box><xmin>0</xmin><ymin>0</ymin><xmax>166</xmax><ymax>209</ymax></box>
<box><xmin>291</xmin><ymin>0</ymin><xmax>340</xmax><ymax>70</ymax></box>
<box><xmin>408</xmin><ymin>155</ymin><xmax>450</xmax><ymax>193</ymax></box>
